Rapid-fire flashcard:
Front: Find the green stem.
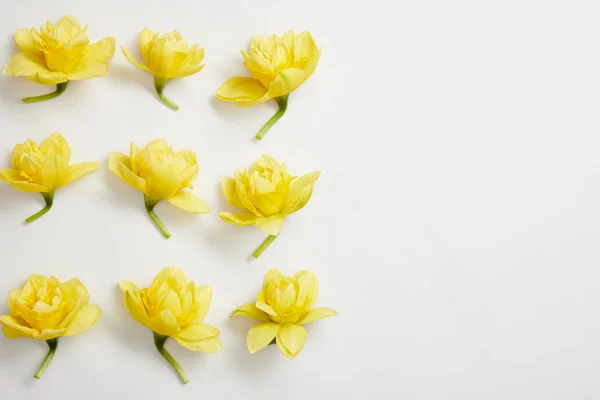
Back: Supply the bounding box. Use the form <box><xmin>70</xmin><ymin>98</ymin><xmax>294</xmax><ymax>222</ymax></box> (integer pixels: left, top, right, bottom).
<box><xmin>255</xmin><ymin>94</ymin><xmax>289</xmax><ymax>140</ymax></box>
<box><xmin>22</xmin><ymin>82</ymin><xmax>68</xmax><ymax>103</ymax></box>
<box><xmin>253</xmin><ymin>235</ymin><xmax>277</xmax><ymax>258</ymax></box>
<box><xmin>144</xmin><ymin>196</ymin><xmax>171</xmax><ymax>239</ymax></box>
<box><xmin>34</xmin><ymin>338</ymin><xmax>58</xmax><ymax>379</ymax></box>
<box><xmin>25</xmin><ymin>192</ymin><xmax>54</xmax><ymax>223</ymax></box>
<box><xmin>153</xmin><ymin>333</ymin><xmax>189</xmax><ymax>384</ymax></box>
<box><xmin>154</xmin><ymin>76</ymin><xmax>179</xmax><ymax>111</ymax></box>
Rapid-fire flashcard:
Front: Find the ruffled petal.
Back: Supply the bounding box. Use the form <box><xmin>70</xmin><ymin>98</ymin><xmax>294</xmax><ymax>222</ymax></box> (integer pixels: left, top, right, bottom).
<box><xmin>267</xmin><ymin>68</ymin><xmax>306</xmax><ymax>98</ymax></box>
<box><xmin>119</xmin><ymin>280</ymin><xmax>151</xmax><ymax>327</ymax></box>
<box><xmin>15</xmin><ymin>28</ymin><xmax>38</xmax><ymax>54</ymax></box>
<box><xmin>0</xmin><ymin>315</ymin><xmax>38</xmax><ymax>339</ymax></box>
<box><xmin>247</xmin><ymin>322</ymin><xmax>279</xmax><ymax>353</ymax></box>
<box><xmin>3</xmin><ymin>52</ymin><xmax>68</xmax><ymax>84</ymax></box>
<box><xmin>215</xmin><ymin>77</ymin><xmax>270</xmax><ymax>106</ymax></box>
<box><xmin>149</xmin><ymin>309</ymin><xmax>181</xmax><ymax>336</ymax></box>
<box><xmin>167</xmin><ymin>191</ymin><xmax>210</xmax><ymax>213</ymax></box>
<box><xmin>0</xmin><ymin>169</ymin><xmax>48</xmax><ymax>192</ymax></box>
<box><xmin>63</xmin><ymin>304</ymin><xmax>102</xmax><ymax>336</ymax></box>
<box><xmin>221</xmin><ymin>177</ymin><xmax>246</xmax><ymax>210</ymax></box>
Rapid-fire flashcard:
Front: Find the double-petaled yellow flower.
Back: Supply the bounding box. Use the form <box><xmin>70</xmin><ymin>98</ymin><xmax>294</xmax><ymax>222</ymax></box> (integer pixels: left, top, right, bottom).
<box><xmin>220</xmin><ymin>155</ymin><xmax>320</xmax><ymax>257</ymax></box>
<box><xmin>0</xmin><ymin>133</ymin><xmax>100</xmax><ymax>223</ymax></box>
<box><xmin>3</xmin><ymin>15</ymin><xmax>115</xmax><ymax>103</ymax></box>
<box><xmin>119</xmin><ymin>267</ymin><xmax>222</xmax><ymax>384</ymax></box>
<box><xmin>108</xmin><ymin>139</ymin><xmax>209</xmax><ymax>238</ymax></box>
<box><xmin>231</xmin><ymin>269</ymin><xmax>336</xmax><ymax>359</ymax></box>
<box><xmin>122</xmin><ymin>28</ymin><xmax>205</xmax><ymax>110</ymax></box>
<box><xmin>216</xmin><ymin>30</ymin><xmax>320</xmax><ymax>140</ymax></box>
<box><xmin>0</xmin><ymin>274</ymin><xmax>101</xmax><ymax>379</ymax></box>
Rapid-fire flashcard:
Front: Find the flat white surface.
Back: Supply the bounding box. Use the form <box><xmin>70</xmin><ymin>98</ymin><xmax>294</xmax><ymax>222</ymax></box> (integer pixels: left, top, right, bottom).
<box><xmin>0</xmin><ymin>0</ymin><xmax>599</xmax><ymax>399</ymax></box>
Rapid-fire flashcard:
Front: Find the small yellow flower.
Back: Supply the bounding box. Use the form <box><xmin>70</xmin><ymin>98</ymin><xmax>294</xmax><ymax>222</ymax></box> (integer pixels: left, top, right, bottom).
<box><xmin>220</xmin><ymin>155</ymin><xmax>319</xmax><ymax>257</ymax></box>
<box><xmin>231</xmin><ymin>268</ymin><xmax>336</xmax><ymax>359</ymax></box>
<box><xmin>215</xmin><ymin>30</ymin><xmax>320</xmax><ymax>140</ymax></box>
<box><xmin>0</xmin><ymin>274</ymin><xmax>101</xmax><ymax>379</ymax></box>
<box><xmin>122</xmin><ymin>28</ymin><xmax>205</xmax><ymax>110</ymax></box>
<box><xmin>0</xmin><ymin>133</ymin><xmax>100</xmax><ymax>223</ymax></box>
<box><xmin>119</xmin><ymin>267</ymin><xmax>221</xmax><ymax>384</ymax></box>
<box><xmin>108</xmin><ymin>139</ymin><xmax>209</xmax><ymax>238</ymax></box>
<box><xmin>3</xmin><ymin>15</ymin><xmax>115</xmax><ymax>103</ymax></box>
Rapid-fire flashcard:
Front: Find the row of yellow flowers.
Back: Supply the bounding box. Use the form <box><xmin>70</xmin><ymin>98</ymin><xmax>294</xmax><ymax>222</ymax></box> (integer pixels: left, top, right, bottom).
<box><xmin>4</xmin><ymin>15</ymin><xmax>321</xmax><ymax>140</ymax></box>
<box><xmin>0</xmin><ymin>267</ymin><xmax>337</xmax><ymax>383</ymax></box>
<box><xmin>0</xmin><ymin>133</ymin><xmax>320</xmax><ymax>257</ymax></box>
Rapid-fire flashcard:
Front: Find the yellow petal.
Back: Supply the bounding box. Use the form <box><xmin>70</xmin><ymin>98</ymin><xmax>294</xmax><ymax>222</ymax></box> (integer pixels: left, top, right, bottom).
<box><xmin>230</xmin><ymin>303</ymin><xmax>270</xmax><ymax>321</ymax></box>
<box><xmin>68</xmin><ymin>63</ymin><xmax>109</xmax><ymax>80</ymax></box>
<box><xmin>174</xmin><ymin>336</ymin><xmax>222</xmax><ymax>353</ymax></box>
<box><xmin>176</xmin><ymin>323</ymin><xmax>219</xmax><ymax>341</ymax></box>
<box><xmin>39</xmin><ymin>154</ymin><xmax>60</xmax><ymax>190</ymax></box>
<box><xmin>276</xmin><ymin>324</ymin><xmax>307</xmax><ymax>359</ymax></box>
<box><xmin>255</xmin><ymin>301</ymin><xmax>278</xmax><ymax>318</ymax></box>
<box><xmin>296</xmin><ymin>307</ymin><xmax>337</xmax><ymax>325</ymax></box>
<box><xmin>0</xmin><ymin>315</ymin><xmax>38</xmax><ymax>339</ymax></box>
<box><xmin>219</xmin><ymin>212</ymin><xmax>260</xmax><ymax>226</ymax></box>
<box><xmin>3</xmin><ymin>52</ymin><xmax>68</xmax><ymax>84</ymax></box>
<box><xmin>119</xmin><ymin>281</ymin><xmax>151</xmax><ymax>327</ymax></box>
<box><xmin>38</xmin><ymin>328</ymin><xmax>67</xmax><ymax>341</ymax></box>
<box><xmin>167</xmin><ymin>191</ymin><xmax>210</xmax><ymax>213</ymax></box>
<box><xmin>215</xmin><ymin>77</ymin><xmax>270</xmax><ymax>106</ymax></box>
<box><xmin>193</xmin><ymin>285</ymin><xmax>212</xmax><ymax>323</ymax></box>
<box><xmin>263</xmin><ymin>268</ymin><xmax>284</xmax><ymax>288</ymax></box>
<box><xmin>149</xmin><ymin>309</ymin><xmax>181</xmax><ymax>336</ymax></box>
<box><xmin>121</xmin><ymin>46</ymin><xmax>150</xmax><ymax>72</ymax></box>
<box><xmin>267</xmin><ymin>68</ymin><xmax>306</xmax><ymax>98</ymax></box>
<box><xmin>65</xmin><ymin>161</ymin><xmax>100</xmax><ymax>185</ymax></box>
<box><xmin>140</xmin><ymin>28</ymin><xmax>157</xmax><ymax>65</ymax></box>
<box><xmin>284</xmin><ymin>171</ymin><xmax>320</xmax><ymax>214</ymax></box>
<box><xmin>39</xmin><ymin>133</ymin><xmax>70</xmax><ymax>157</ymax></box>
<box><xmin>255</xmin><ymin>216</ymin><xmax>285</xmax><ymax>235</ymax></box>
<box><xmin>108</xmin><ymin>152</ymin><xmax>146</xmax><ymax>193</ymax></box>
<box><xmin>293</xmin><ymin>270</ymin><xmax>319</xmax><ymax>309</ymax></box>
<box><xmin>154</xmin><ymin>267</ymin><xmax>188</xmax><ymax>286</ymax></box>
<box><xmin>221</xmin><ymin>177</ymin><xmax>246</xmax><ymax>210</ymax></box>
<box><xmin>88</xmin><ymin>37</ymin><xmax>116</xmax><ymax>63</ymax></box>
<box><xmin>247</xmin><ymin>322</ymin><xmax>280</xmax><ymax>354</ymax></box>
<box><xmin>170</xmin><ymin>63</ymin><xmax>205</xmax><ymax>78</ymax></box>
<box><xmin>63</xmin><ymin>304</ymin><xmax>102</xmax><ymax>336</ymax></box>
<box><xmin>0</xmin><ymin>169</ymin><xmax>48</xmax><ymax>192</ymax></box>
<box><xmin>15</xmin><ymin>28</ymin><xmax>38</xmax><ymax>53</ymax></box>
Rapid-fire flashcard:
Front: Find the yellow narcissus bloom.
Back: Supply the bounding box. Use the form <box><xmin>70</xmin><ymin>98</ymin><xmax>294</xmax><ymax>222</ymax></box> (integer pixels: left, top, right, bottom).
<box><xmin>220</xmin><ymin>155</ymin><xmax>320</xmax><ymax>258</ymax></box>
<box><xmin>108</xmin><ymin>139</ymin><xmax>209</xmax><ymax>238</ymax></box>
<box><xmin>119</xmin><ymin>267</ymin><xmax>221</xmax><ymax>384</ymax></box>
<box><xmin>0</xmin><ymin>274</ymin><xmax>101</xmax><ymax>379</ymax></box>
<box><xmin>122</xmin><ymin>28</ymin><xmax>205</xmax><ymax>110</ymax></box>
<box><xmin>3</xmin><ymin>15</ymin><xmax>115</xmax><ymax>103</ymax></box>
<box><xmin>215</xmin><ymin>30</ymin><xmax>320</xmax><ymax>140</ymax></box>
<box><xmin>231</xmin><ymin>269</ymin><xmax>336</xmax><ymax>359</ymax></box>
<box><xmin>0</xmin><ymin>133</ymin><xmax>100</xmax><ymax>223</ymax></box>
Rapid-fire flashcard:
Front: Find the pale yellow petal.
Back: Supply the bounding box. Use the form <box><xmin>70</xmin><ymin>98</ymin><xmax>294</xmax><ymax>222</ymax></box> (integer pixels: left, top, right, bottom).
<box><xmin>0</xmin><ymin>169</ymin><xmax>48</xmax><ymax>192</ymax></box>
<box><xmin>255</xmin><ymin>301</ymin><xmax>278</xmax><ymax>318</ymax></box>
<box><xmin>108</xmin><ymin>153</ymin><xmax>146</xmax><ymax>193</ymax></box>
<box><xmin>15</xmin><ymin>28</ymin><xmax>38</xmax><ymax>53</ymax></box>
<box><xmin>38</xmin><ymin>328</ymin><xmax>67</xmax><ymax>341</ymax></box>
<box><xmin>263</xmin><ymin>268</ymin><xmax>284</xmax><ymax>288</ymax></box>
<box><xmin>63</xmin><ymin>304</ymin><xmax>101</xmax><ymax>336</ymax></box>
<box><xmin>176</xmin><ymin>323</ymin><xmax>219</xmax><ymax>341</ymax></box>
<box><xmin>230</xmin><ymin>303</ymin><xmax>270</xmax><ymax>321</ymax></box>
<box><xmin>255</xmin><ymin>216</ymin><xmax>285</xmax><ymax>235</ymax></box>
<box><xmin>65</xmin><ymin>162</ymin><xmax>99</xmax><ymax>185</ymax></box>
<box><xmin>283</xmin><ymin>171</ymin><xmax>320</xmax><ymax>214</ymax></box>
<box><xmin>247</xmin><ymin>322</ymin><xmax>279</xmax><ymax>354</ymax></box>
<box><xmin>170</xmin><ymin>63</ymin><xmax>205</xmax><ymax>78</ymax></box>
<box><xmin>174</xmin><ymin>336</ymin><xmax>222</xmax><ymax>353</ymax></box>
<box><xmin>219</xmin><ymin>212</ymin><xmax>260</xmax><ymax>226</ymax></box>
<box><xmin>296</xmin><ymin>307</ymin><xmax>337</xmax><ymax>325</ymax></box>
<box><xmin>119</xmin><ymin>281</ymin><xmax>151</xmax><ymax>327</ymax></box>
<box><xmin>193</xmin><ymin>285</ymin><xmax>212</xmax><ymax>323</ymax></box>
<box><xmin>140</xmin><ymin>28</ymin><xmax>157</xmax><ymax>65</ymax></box>
<box><xmin>3</xmin><ymin>52</ymin><xmax>68</xmax><ymax>84</ymax></box>
<box><xmin>221</xmin><ymin>177</ymin><xmax>246</xmax><ymax>210</ymax></box>
<box><xmin>88</xmin><ymin>37</ymin><xmax>116</xmax><ymax>63</ymax></box>
<box><xmin>154</xmin><ymin>267</ymin><xmax>188</xmax><ymax>286</ymax></box>
<box><xmin>68</xmin><ymin>62</ymin><xmax>109</xmax><ymax>80</ymax></box>
<box><xmin>39</xmin><ymin>154</ymin><xmax>60</xmax><ymax>190</ymax></box>
<box><xmin>0</xmin><ymin>315</ymin><xmax>38</xmax><ymax>339</ymax></box>
<box><xmin>121</xmin><ymin>46</ymin><xmax>150</xmax><ymax>72</ymax></box>
<box><xmin>267</xmin><ymin>68</ymin><xmax>306</xmax><ymax>98</ymax></box>
<box><xmin>167</xmin><ymin>191</ymin><xmax>209</xmax><ymax>213</ymax></box>
<box><xmin>276</xmin><ymin>324</ymin><xmax>307</xmax><ymax>359</ymax></box>
<box><xmin>149</xmin><ymin>309</ymin><xmax>181</xmax><ymax>336</ymax></box>
<box><xmin>215</xmin><ymin>77</ymin><xmax>270</xmax><ymax>106</ymax></box>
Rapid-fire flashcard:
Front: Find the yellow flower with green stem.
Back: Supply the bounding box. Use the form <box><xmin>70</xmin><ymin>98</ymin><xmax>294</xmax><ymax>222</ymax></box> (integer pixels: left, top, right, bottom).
<box><xmin>231</xmin><ymin>268</ymin><xmax>336</xmax><ymax>359</ymax></box>
<box><xmin>0</xmin><ymin>133</ymin><xmax>100</xmax><ymax>222</ymax></box>
<box><xmin>3</xmin><ymin>15</ymin><xmax>115</xmax><ymax>103</ymax></box>
<box><xmin>215</xmin><ymin>30</ymin><xmax>320</xmax><ymax>140</ymax></box>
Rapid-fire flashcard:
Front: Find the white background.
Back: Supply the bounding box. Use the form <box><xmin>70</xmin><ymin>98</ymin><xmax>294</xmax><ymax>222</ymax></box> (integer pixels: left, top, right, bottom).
<box><xmin>0</xmin><ymin>0</ymin><xmax>599</xmax><ymax>399</ymax></box>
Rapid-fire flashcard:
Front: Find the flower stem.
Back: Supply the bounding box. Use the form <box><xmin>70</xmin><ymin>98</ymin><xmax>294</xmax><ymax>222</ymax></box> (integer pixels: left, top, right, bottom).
<box><xmin>144</xmin><ymin>196</ymin><xmax>171</xmax><ymax>239</ymax></box>
<box><xmin>153</xmin><ymin>332</ymin><xmax>189</xmax><ymax>384</ymax></box>
<box><xmin>154</xmin><ymin>76</ymin><xmax>179</xmax><ymax>111</ymax></box>
<box><xmin>253</xmin><ymin>235</ymin><xmax>277</xmax><ymax>258</ymax></box>
<box><xmin>22</xmin><ymin>82</ymin><xmax>68</xmax><ymax>103</ymax></box>
<box><xmin>25</xmin><ymin>192</ymin><xmax>54</xmax><ymax>223</ymax></box>
<box><xmin>34</xmin><ymin>338</ymin><xmax>58</xmax><ymax>379</ymax></box>
<box><xmin>255</xmin><ymin>94</ymin><xmax>289</xmax><ymax>141</ymax></box>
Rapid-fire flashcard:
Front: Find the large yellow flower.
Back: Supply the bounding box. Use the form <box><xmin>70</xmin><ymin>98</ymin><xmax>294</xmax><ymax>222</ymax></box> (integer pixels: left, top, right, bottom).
<box><xmin>3</xmin><ymin>15</ymin><xmax>115</xmax><ymax>103</ymax></box>
<box><xmin>0</xmin><ymin>274</ymin><xmax>101</xmax><ymax>379</ymax></box>
<box><xmin>108</xmin><ymin>139</ymin><xmax>209</xmax><ymax>238</ymax></box>
<box><xmin>220</xmin><ymin>155</ymin><xmax>320</xmax><ymax>257</ymax></box>
<box><xmin>231</xmin><ymin>269</ymin><xmax>336</xmax><ymax>359</ymax></box>
<box><xmin>0</xmin><ymin>133</ymin><xmax>99</xmax><ymax>223</ymax></box>
<box><xmin>215</xmin><ymin>30</ymin><xmax>320</xmax><ymax>140</ymax></box>
<box><xmin>119</xmin><ymin>267</ymin><xmax>221</xmax><ymax>384</ymax></box>
<box><xmin>122</xmin><ymin>28</ymin><xmax>205</xmax><ymax>110</ymax></box>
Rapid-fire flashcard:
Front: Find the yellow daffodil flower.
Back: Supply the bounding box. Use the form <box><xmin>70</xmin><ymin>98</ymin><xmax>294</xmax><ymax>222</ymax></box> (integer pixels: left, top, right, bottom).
<box><xmin>0</xmin><ymin>274</ymin><xmax>101</xmax><ymax>379</ymax></box>
<box><xmin>122</xmin><ymin>28</ymin><xmax>205</xmax><ymax>110</ymax></box>
<box><xmin>3</xmin><ymin>15</ymin><xmax>115</xmax><ymax>103</ymax></box>
<box><xmin>119</xmin><ymin>267</ymin><xmax>221</xmax><ymax>384</ymax></box>
<box><xmin>0</xmin><ymin>133</ymin><xmax>100</xmax><ymax>223</ymax></box>
<box><xmin>215</xmin><ymin>30</ymin><xmax>320</xmax><ymax>140</ymax></box>
<box><xmin>231</xmin><ymin>268</ymin><xmax>336</xmax><ymax>359</ymax></box>
<box><xmin>108</xmin><ymin>139</ymin><xmax>209</xmax><ymax>238</ymax></box>
<box><xmin>220</xmin><ymin>155</ymin><xmax>319</xmax><ymax>257</ymax></box>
